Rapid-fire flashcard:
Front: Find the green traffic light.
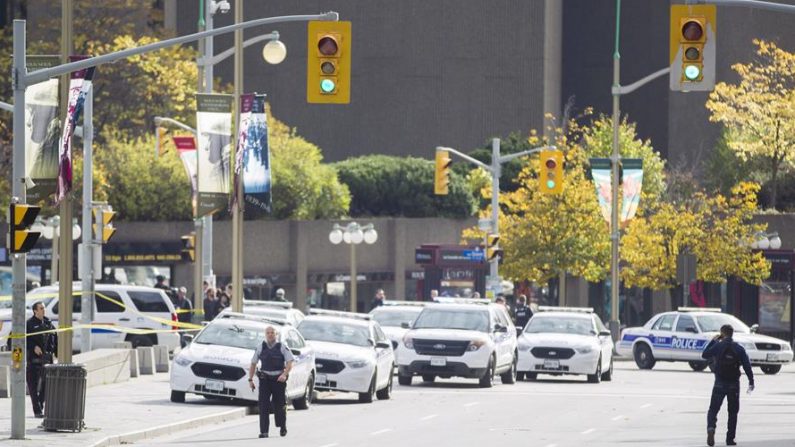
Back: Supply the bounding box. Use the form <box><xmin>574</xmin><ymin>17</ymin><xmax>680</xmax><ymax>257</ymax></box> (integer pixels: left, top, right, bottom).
<box><xmin>684</xmin><ymin>64</ymin><xmax>701</xmax><ymax>81</ymax></box>
<box><xmin>320</xmin><ymin>78</ymin><xmax>336</xmax><ymax>93</ymax></box>
<box><xmin>546</xmin><ymin>180</ymin><xmax>556</xmax><ymax>189</ymax></box>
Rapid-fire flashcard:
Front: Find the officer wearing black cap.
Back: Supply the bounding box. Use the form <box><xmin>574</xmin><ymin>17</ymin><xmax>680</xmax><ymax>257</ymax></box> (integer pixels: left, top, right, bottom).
<box><xmin>248</xmin><ymin>326</ymin><xmax>294</xmax><ymax>438</ymax></box>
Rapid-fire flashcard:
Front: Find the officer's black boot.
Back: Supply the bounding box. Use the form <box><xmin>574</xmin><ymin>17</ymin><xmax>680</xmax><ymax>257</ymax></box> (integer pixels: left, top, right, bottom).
<box><xmin>280</xmin><ymin>427</ymin><xmax>287</xmax><ymax>437</ymax></box>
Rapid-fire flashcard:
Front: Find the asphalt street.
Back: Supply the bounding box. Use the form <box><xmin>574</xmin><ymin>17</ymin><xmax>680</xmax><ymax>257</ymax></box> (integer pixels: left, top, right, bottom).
<box><xmin>141</xmin><ymin>362</ymin><xmax>795</xmax><ymax>447</ymax></box>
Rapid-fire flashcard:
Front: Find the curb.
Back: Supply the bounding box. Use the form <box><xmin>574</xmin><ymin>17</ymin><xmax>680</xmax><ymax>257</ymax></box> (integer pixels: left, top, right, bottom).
<box><xmin>89</xmin><ymin>406</ymin><xmax>252</xmax><ymax>447</ymax></box>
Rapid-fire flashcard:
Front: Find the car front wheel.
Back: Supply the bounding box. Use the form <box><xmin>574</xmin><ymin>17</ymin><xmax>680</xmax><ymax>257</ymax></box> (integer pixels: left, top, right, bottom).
<box><xmin>170</xmin><ymin>390</ymin><xmax>185</xmax><ymax>403</ymax></box>
<box><xmin>688</xmin><ymin>361</ymin><xmax>709</xmax><ymax>372</ymax></box>
<box><xmin>292</xmin><ymin>375</ymin><xmax>314</xmax><ymax>410</ymax></box>
<box><xmin>634</xmin><ymin>344</ymin><xmax>656</xmax><ymax>370</ymax></box>
<box><xmin>761</xmin><ymin>365</ymin><xmax>782</xmax><ymax>375</ymax></box>
<box><xmin>479</xmin><ymin>356</ymin><xmax>495</xmax><ymax>388</ymax></box>
<box><xmin>359</xmin><ymin>373</ymin><xmax>377</xmax><ymax>403</ymax></box>
<box><xmin>587</xmin><ymin>356</ymin><xmax>602</xmax><ymax>383</ymax></box>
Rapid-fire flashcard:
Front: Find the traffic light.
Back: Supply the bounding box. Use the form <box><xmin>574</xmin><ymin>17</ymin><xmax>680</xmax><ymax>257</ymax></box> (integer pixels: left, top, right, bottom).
<box><xmin>670</xmin><ymin>4</ymin><xmax>716</xmax><ymax>92</ymax></box>
<box><xmin>181</xmin><ymin>233</ymin><xmax>196</xmax><ymax>262</ymax></box>
<box><xmin>539</xmin><ymin>150</ymin><xmax>564</xmax><ymax>194</ymax></box>
<box><xmin>307</xmin><ymin>20</ymin><xmax>352</xmax><ymax>104</ymax></box>
<box><xmin>92</xmin><ymin>206</ymin><xmax>116</xmax><ymax>244</ymax></box>
<box><xmin>486</xmin><ymin>233</ymin><xmax>502</xmax><ymax>262</ymax></box>
<box><xmin>7</xmin><ymin>203</ymin><xmax>41</xmax><ymax>253</ymax></box>
<box><xmin>155</xmin><ymin>126</ymin><xmax>169</xmax><ymax>157</ymax></box>
<box><xmin>434</xmin><ymin>149</ymin><xmax>452</xmax><ymax>195</ymax></box>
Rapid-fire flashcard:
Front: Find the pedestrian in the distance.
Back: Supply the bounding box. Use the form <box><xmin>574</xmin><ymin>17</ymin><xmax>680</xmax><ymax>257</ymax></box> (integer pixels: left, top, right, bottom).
<box><xmin>248</xmin><ymin>326</ymin><xmax>294</xmax><ymax>438</ymax></box>
<box><xmin>26</xmin><ymin>301</ymin><xmax>57</xmax><ymax>418</ymax></box>
<box><xmin>174</xmin><ymin>287</ymin><xmax>193</xmax><ymax>347</ymax></box>
<box><xmin>701</xmin><ymin>324</ymin><xmax>754</xmax><ymax>446</ymax></box>
<box><xmin>514</xmin><ymin>295</ymin><xmax>533</xmax><ymax>330</ymax></box>
<box><xmin>272</xmin><ymin>288</ymin><xmax>288</xmax><ymax>302</ymax></box>
<box><xmin>370</xmin><ymin>289</ymin><xmax>385</xmax><ymax>310</ymax></box>
<box><xmin>203</xmin><ymin>287</ymin><xmax>219</xmax><ymax>321</ymax></box>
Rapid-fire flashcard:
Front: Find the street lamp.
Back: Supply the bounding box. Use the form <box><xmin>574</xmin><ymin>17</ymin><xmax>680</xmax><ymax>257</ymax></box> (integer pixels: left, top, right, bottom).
<box><xmin>31</xmin><ymin>216</ymin><xmax>81</xmax><ymax>283</ymax></box>
<box><xmin>751</xmin><ymin>232</ymin><xmax>782</xmax><ymax>250</ymax></box>
<box><xmin>329</xmin><ymin>223</ymin><xmax>378</xmax><ymax>312</ymax></box>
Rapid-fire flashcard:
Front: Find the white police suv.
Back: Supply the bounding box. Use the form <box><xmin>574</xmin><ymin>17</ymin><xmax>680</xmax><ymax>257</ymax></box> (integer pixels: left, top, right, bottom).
<box><xmin>617</xmin><ymin>308</ymin><xmax>793</xmax><ymax>375</ymax></box>
<box><xmin>369</xmin><ymin>301</ymin><xmax>425</xmax><ymax>360</ymax></box>
<box><xmin>516</xmin><ymin>307</ymin><xmax>614</xmax><ymax>383</ymax></box>
<box><xmin>170</xmin><ymin>312</ymin><xmax>316</xmax><ymax>408</ymax></box>
<box><xmin>396</xmin><ymin>298</ymin><xmax>518</xmax><ymax>388</ymax></box>
<box><xmin>297</xmin><ymin>310</ymin><xmax>395</xmax><ymax>403</ymax></box>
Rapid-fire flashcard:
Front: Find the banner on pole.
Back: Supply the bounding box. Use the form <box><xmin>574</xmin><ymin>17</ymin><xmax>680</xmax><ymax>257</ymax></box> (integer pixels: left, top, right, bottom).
<box><xmin>196</xmin><ymin>94</ymin><xmax>233</xmax><ymax>217</ymax></box>
<box><xmin>589</xmin><ymin>158</ymin><xmax>612</xmax><ymax>225</ymax></box>
<box><xmin>173</xmin><ymin>136</ymin><xmax>199</xmax><ymax>218</ymax></box>
<box><xmin>25</xmin><ymin>55</ymin><xmax>61</xmax><ymax>202</ymax></box>
<box><xmin>620</xmin><ymin>159</ymin><xmax>643</xmax><ymax>225</ymax></box>
<box><xmin>241</xmin><ymin>94</ymin><xmax>271</xmax><ymax>215</ymax></box>
<box><xmin>55</xmin><ymin>55</ymin><xmax>94</xmax><ymax>204</ymax></box>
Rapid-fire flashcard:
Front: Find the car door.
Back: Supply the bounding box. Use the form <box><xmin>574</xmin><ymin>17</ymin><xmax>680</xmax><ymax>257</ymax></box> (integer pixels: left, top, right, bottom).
<box><xmin>92</xmin><ymin>290</ymin><xmax>127</xmax><ymax>348</ymax></box>
<box><xmin>594</xmin><ymin>315</ymin><xmax>613</xmax><ymax>368</ymax></box>
<box><xmin>671</xmin><ymin>314</ymin><xmax>703</xmax><ymax>361</ymax></box>
<box><xmin>284</xmin><ymin>329</ymin><xmax>310</xmax><ymax>396</ymax></box>
<box><xmin>492</xmin><ymin>308</ymin><xmax>513</xmax><ymax>368</ymax></box>
<box><xmin>372</xmin><ymin>324</ymin><xmax>393</xmax><ymax>389</ymax></box>
<box><xmin>649</xmin><ymin>314</ymin><xmax>677</xmax><ymax>360</ymax></box>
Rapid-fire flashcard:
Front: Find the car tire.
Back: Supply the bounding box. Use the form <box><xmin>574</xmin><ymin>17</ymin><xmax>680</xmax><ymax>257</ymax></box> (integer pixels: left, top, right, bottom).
<box><xmin>601</xmin><ymin>357</ymin><xmax>613</xmax><ymax>382</ymax></box>
<box><xmin>633</xmin><ymin>344</ymin><xmax>656</xmax><ymax>370</ymax></box>
<box><xmin>358</xmin><ymin>373</ymin><xmax>377</xmax><ymax>403</ymax></box>
<box><xmin>398</xmin><ymin>374</ymin><xmax>412</xmax><ymax>386</ymax></box>
<box><xmin>170</xmin><ymin>390</ymin><xmax>185</xmax><ymax>403</ymax></box>
<box><xmin>376</xmin><ymin>368</ymin><xmax>393</xmax><ymax>400</ymax></box>
<box><xmin>516</xmin><ymin>372</ymin><xmax>525</xmax><ymax>381</ymax></box>
<box><xmin>688</xmin><ymin>361</ymin><xmax>709</xmax><ymax>372</ymax></box>
<box><xmin>761</xmin><ymin>365</ymin><xmax>782</xmax><ymax>375</ymax></box>
<box><xmin>421</xmin><ymin>374</ymin><xmax>436</xmax><ymax>383</ymax></box>
<box><xmin>292</xmin><ymin>375</ymin><xmax>314</xmax><ymax>410</ymax></box>
<box><xmin>587</xmin><ymin>356</ymin><xmax>602</xmax><ymax>383</ymax></box>
<box><xmin>479</xmin><ymin>356</ymin><xmax>495</xmax><ymax>388</ymax></box>
<box><xmin>501</xmin><ymin>354</ymin><xmax>518</xmax><ymax>384</ymax></box>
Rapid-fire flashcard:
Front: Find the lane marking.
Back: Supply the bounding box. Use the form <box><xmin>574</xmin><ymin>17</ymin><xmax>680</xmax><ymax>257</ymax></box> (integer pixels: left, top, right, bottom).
<box><xmin>581</xmin><ymin>428</ymin><xmax>596</xmax><ymax>435</ymax></box>
<box><xmin>611</xmin><ymin>415</ymin><xmax>624</xmax><ymax>421</ymax></box>
<box><xmin>370</xmin><ymin>428</ymin><xmax>393</xmax><ymax>436</ymax></box>
<box><xmin>318</xmin><ymin>444</ymin><xmax>339</xmax><ymax>447</ymax></box>
<box><xmin>420</xmin><ymin>414</ymin><xmax>438</xmax><ymax>421</ymax></box>
<box><xmin>464</xmin><ymin>402</ymin><xmax>479</xmax><ymax>407</ymax></box>
<box><xmin>544</xmin><ymin>444</ymin><xmax>558</xmax><ymax>447</ymax></box>
<box><xmin>640</xmin><ymin>403</ymin><xmax>652</xmax><ymax>409</ymax></box>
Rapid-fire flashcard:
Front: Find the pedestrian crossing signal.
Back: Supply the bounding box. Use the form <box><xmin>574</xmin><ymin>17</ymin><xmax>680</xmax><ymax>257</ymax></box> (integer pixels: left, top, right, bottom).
<box><xmin>7</xmin><ymin>203</ymin><xmax>41</xmax><ymax>253</ymax></box>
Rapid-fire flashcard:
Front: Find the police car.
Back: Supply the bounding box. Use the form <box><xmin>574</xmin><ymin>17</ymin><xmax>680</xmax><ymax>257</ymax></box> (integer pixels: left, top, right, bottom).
<box><xmin>617</xmin><ymin>308</ymin><xmax>794</xmax><ymax>375</ymax></box>
<box><xmin>396</xmin><ymin>298</ymin><xmax>518</xmax><ymax>388</ymax></box>
<box><xmin>369</xmin><ymin>301</ymin><xmax>425</xmax><ymax>360</ymax></box>
<box><xmin>217</xmin><ymin>299</ymin><xmax>305</xmax><ymax>326</ymax></box>
<box><xmin>170</xmin><ymin>312</ymin><xmax>316</xmax><ymax>408</ymax></box>
<box><xmin>0</xmin><ymin>283</ymin><xmax>180</xmax><ymax>353</ymax></box>
<box><xmin>516</xmin><ymin>307</ymin><xmax>614</xmax><ymax>383</ymax></box>
<box><xmin>297</xmin><ymin>310</ymin><xmax>395</xmax><ymax>403</ymax></box>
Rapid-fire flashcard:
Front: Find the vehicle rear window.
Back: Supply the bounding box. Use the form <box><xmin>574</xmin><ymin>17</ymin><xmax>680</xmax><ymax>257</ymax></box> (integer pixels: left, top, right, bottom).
<box><xmin>95</xmin><ymin>291</ymin><xmax>125</xmax><ymax>313</ymax></box>
<box><xmin>128</xmin><ymin>291</ymin><xmax>170</xmax><ymax>313</ymax></box>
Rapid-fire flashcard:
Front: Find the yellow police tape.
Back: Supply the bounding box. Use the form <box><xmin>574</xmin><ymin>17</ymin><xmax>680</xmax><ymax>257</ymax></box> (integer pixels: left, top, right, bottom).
<box><xmin>0</xmin><ymin>289</ymin><xmax>208</xmax><ymax>342</ymax></box>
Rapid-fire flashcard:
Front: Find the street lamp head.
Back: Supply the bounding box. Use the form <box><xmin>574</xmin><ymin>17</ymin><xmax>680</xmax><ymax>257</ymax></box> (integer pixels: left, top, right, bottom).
<box><xmin>770</xmin><ymin>235</ymin><xmax>782</xmax><ymax>250</ymax></box>
<box><xmin>363</xmin><ymin>228</ymin><xmax>378</xmax><ymax>244</ymax></box>
<box><xmin>758</xmin><ymin>237</ymin><xmax>770</xmax><ymax>250</ymax></box>
<box><xmin>350</xmin><ymin>229</ymin><xmax>364</xmax><ymax>244</ymax></box>
<box><xmin>329</xmin><ymin>228</ymin><xmax>343</xmax><ymax>245</ymax></box>
<box><xmin>262</xmin><ymin>39</ymin><xmax>287</xmax><ymax>65</ymax></box>
<box><xmin>211</xmin><ymin>0</ymin><xmax>230</xmax><ymax>15</ymax></box>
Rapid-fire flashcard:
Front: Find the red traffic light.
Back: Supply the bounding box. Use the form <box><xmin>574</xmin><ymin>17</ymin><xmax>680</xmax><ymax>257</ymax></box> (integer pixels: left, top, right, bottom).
<box><xmin>545</xmin><ymin>158</ymin><xmax>557</xmax><ymax>169</ymax></box>
<box><xmin>681</xmin><ymin>20</ymin><xmax>703</xmax><ymax>41</ymax></box>
<box><xmin>318</xmin><ymin>36</ymin><xmax>339</xmax><ymax>56</ymax></box>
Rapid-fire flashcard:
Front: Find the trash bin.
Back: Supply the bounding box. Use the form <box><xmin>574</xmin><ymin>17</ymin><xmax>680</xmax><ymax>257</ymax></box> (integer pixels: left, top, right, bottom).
<box><xmin>43</xmin><ymin>363</ymin><xmax>87</xmax><ymax>432</ymax></box>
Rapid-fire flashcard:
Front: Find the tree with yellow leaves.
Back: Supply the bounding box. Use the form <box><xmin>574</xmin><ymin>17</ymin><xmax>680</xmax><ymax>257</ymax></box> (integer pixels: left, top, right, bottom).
<box><xmin>706</xmin><ymin>39</ymin><xmax>795</xmax><ymax>209</ymax></box>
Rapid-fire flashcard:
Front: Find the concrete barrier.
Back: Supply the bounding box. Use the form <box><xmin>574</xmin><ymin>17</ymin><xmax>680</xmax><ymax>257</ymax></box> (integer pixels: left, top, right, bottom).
<box><xmin>73</xmin><ymin>348</ymin><xmax>132</xmax><ymax>388</ymax></box>
<box><xmin>136</xmin><ymin>347</ymin><xmax>155</xmax><ymax>375</ymax></box>
<box><xmin>113</xmin><ymin>342</ymin><xmax>139</xmax><ymax>378</ymax></box>
<box><xmin>0</xmin><ymin>365</ymin><xmax>9</xmax><ymax>398</ymax></box>
<box><xmin>153</xmin><ymin>345</ymin><xmax>170</xmax><ymax>373</ymax></box>
<box><xmin>0</xmin><ymin>351</ymin><xmax>10</xmax><ymax>367</ymax></box>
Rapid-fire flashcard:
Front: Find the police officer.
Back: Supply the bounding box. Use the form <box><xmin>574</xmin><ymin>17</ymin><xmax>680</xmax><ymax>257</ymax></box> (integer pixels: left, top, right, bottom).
<box><xmin>701</xmin><ymin>324</ymin><xmax>754</xmax><ymax>447</ymax></box>
<box><xmin>248</xmin><ymin>326</ymin><xmax>294</xmax><ymax>438</ymax></box>
<box><xmin>27</xmin><ymin>301</ymin><xmax>57</xmax><ymax>418</ymax></box>
<box><xmin>514</xmin><ymin>295</ymin><xmax>533</xmax><ymax>330</ymax></box>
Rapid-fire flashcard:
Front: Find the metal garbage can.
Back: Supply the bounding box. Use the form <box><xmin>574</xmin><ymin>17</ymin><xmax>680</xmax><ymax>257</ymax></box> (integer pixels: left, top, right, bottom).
<box><xmin>43</xmin><ymin>363</ymin><xmax>87</xmax><ymax>432</ymax></box>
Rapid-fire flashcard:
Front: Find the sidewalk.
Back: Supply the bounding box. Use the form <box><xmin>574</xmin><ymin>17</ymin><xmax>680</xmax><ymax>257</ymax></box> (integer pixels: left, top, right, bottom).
<box><xmin>0</xmin><ymin>373</ymin><xmax>252</xmax><ymax>447</ymax></box>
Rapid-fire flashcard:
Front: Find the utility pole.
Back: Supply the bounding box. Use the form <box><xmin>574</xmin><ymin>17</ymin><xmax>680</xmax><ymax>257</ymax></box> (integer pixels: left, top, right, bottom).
<box><xmin>609</xmin><ymin>0</ymin><xmax>621</xmax><ymax>341</ymax></box>
<box><xmin>80</xmin><ymin>85</ymin><xmax>94</xmax><ymax>354</ymax></box>
<box><xmin>231</xmin><ymin>0</ymin><xmax>244</xmax><ymax>312</ymax></box>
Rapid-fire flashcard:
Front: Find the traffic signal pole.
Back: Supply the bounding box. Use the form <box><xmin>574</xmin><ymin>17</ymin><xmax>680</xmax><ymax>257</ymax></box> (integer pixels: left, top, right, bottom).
<box><xmin>80</xmin><ymin>85</ymin><xmax>94</xmax><ymax>354</ymax></box>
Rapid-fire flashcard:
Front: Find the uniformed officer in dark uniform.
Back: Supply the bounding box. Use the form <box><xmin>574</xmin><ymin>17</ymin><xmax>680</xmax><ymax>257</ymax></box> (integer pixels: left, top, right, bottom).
<box><xmin>248</xmin><ymin>326</ymin><xmax>294</xmax><ymax>438</ymax></box>
<box><xmin>27</xmin><ymin>301</ymin><xmax>57</xmax><ymax>418</ymax></box>
<box><xmin>514</xmin><ymin>295</ymin><xmax>533</xmax><ymax>330</ymax></box>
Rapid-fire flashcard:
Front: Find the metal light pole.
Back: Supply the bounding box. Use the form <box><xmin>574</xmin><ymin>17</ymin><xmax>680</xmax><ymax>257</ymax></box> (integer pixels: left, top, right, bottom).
<box><xmin>329</xmin><ymin>223</ymin><xmax>378</xmax><ymax>312</ymax></box>
<box><xmin>231</xmin><ymin>0</ymin><xmax>244</xmax><ymax>313</ymax></box>
<box><xmin>609</xmin><ymin>0</ymin><xmax>622</xmax><ymax>340</ymax></box>
<box><xmin>80</xmin><ymin>85</ymin><xmax>94</xmax><ymax>354</ymax></box>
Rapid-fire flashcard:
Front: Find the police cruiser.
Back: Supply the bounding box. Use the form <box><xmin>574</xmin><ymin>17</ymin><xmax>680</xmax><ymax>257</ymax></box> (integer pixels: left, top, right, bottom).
<box><xmin>369</xmin><ymin>301</ymin><xmax>425</xmax><ymax>361</ymax></box>
<box><xmin>297</xmin><ymin>310</ymin><xmax>395</xmax><ymax>403</ymax></box>
<box><xmin>217</xmin><ymin>299</ymin><xmax>305</xmax><ymax>326</ymax></box>
<box><xmin>396</xmin><ymin>298</ymin><xmax>518</xmax><ymax>388</ymax></box>
<box><xmin>617</xmin><ymin>308</ymin><xmax>793</xmax><ymax>374</ymax></box>
<box><xmin>170</xmin><ymin>312</ymin><xmax>316</xmax><ymax>408</ymax></box>
<box><xmin>516</xmin><ymin>307</ymin><xmax>614</xmax><ymax>383</ymax></box>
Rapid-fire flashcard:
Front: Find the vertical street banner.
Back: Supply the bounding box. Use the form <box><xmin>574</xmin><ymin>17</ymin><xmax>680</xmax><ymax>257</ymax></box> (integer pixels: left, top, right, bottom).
<box><xmin>230</xmin><ymin>93</ymin><xmax>253</xmax><ymax>211</ymax></box>
<box><xmin>620</xmin><ymin>159</ymin><xmax>643</xmax><ymax>226</ymax></box>
<box><xmin>24</xmin><ymin>56</ymin><xmax>61</xmax><ymax>202</ymax></box>
<box><xmin>589</xmin><ymin>158</ymin><xmax>613</xmax><ymax>226</ymax></box>
<box><xmin>56</xmin><ymin>56</ymin><xmax>95</xmax><ymax>204</ymax></box>
<box><xmin>173</xmin><ymin>136</ymin><xmax>199</xmax><ymax>218</ymax></box>
<box><xmin>196</xmin><ymin>94</ymin><xmax>233</xmax><ymax>216</ymax></box>
<box><xmin>237</xmin><ymin>94</ymin><xmax>271</xmax><ymax>215</ymax></box>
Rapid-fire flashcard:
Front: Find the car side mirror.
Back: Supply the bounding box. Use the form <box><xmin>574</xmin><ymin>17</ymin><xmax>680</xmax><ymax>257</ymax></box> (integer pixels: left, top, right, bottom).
<box><xmin>400</xmin><ymin>322</ymin><xmax>411</xmax><ymax>329</ymax></box>
<box><xmin>494</xmin><ymin>324</ymin><xmax>507</xmax><ymax>333</ymax></box>
<box><xmin>598</xmin><ymin>330</ymin><xmax>611</xmax><ymax>337</ymax></box>
<box><xmin>183</xmin><ymin>334</ymin><xmax>194</xmax><ymax>344</ymax></box>
<box><xmin>376</xmin><ymin>341</ymin><xmax>392</xmax><ymax>349</ymax></box>
<box><xmin>290</xmin><ymin>348</ymin><xmax>301</xmax><ymax>356</ymax></box>
<box><xmin>685</xmin><ymin>327</ymin><xmax>698</xmax><ymax>334</ymax></box>
<box><xmin>750</xmin><ymin>324</ymin><xmax>759</xmax><ymax>333</ymax></box>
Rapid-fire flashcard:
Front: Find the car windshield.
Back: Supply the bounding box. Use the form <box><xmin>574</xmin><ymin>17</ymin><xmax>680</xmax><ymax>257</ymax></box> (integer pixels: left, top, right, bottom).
<box><xmin>524</xmin><ymin>316</ymin><xmax>594</xmax><ymax>336</ymax></box>
<box><xmin>194</xmin><ymin>322</ymin><xmax>265</xmax><ymax>350</ymax></box>
<box><xmin>371</xmin><ymin>309</ymin><xmax>422</xmax><ymax>327</ymax></box>
<box><xmin>412</xmin><ymin>309</ymin><xmax>489</xmax><ymax>332</ymax></box>
<box><xmin>695</xmin><ymin>314</ymin><xmax>751</xmax><ymax>334</ymax></box>
<box><xmin>298</xmin><ymin>320</ymin><xmax>371</xmax><ymax>347</ymax></box>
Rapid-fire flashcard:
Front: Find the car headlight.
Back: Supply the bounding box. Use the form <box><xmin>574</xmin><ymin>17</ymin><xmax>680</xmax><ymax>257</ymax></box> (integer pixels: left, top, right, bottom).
<box><xmin>739</xmin><ymin>342</ymin><xmax>756</xmax><ymax>351</ymax></box>
<box><xmin>518</xmin><ymin>342</ymin><xmax>532</xmax><ymax>352</ymax></box>
<box><xmin>403</xmin><ymin>335</ymin><xmax>414</xmax><ymax>349</ymax></box>
<box><xmin>575</xmin><ymin>345</ymin><xmax>594</xmax><ymax>354</ymax></box>
<box><xmin>346</xmin><ymin>359</ymin><xmax>370</xmax><ymax>369</ymax></box>
<box><xmin>174</xmin><ymin>354</ymin><xmax>193</xmax><ymax>367</ymax></box>
<box><xmin>467</xmin><ymin>339</ymin><xmax>487</xmax><ymax>352</ymax></box>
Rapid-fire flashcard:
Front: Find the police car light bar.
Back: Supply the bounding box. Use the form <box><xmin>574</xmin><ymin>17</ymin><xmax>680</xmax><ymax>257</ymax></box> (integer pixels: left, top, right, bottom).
<box><xmin>677</xmin><ymin>307</ymin><xmax>722</xmax><ymax>313</ymax></box>
<box><xmin>243</xmin><ymin>299</ymin><xmax>294</xmax><ymax>309</ymax></box>
<box><xmin>309</xmin><ymin>308</ymin><xmax>372</xmax><ymax>321</ymax></box>
<box><xmin>381</xmin><ymin>300</ymin><xmax>426</xmax><ymax>307</ymax></box>
<box><xmin>433</xmin><ymin>297</ymin><xmax>491</xmax><ymax>305</ymax></box>
<box><xmin>538</xmin><ymin>306</ymin><xmax>594</xmax><ymax>313</ymax></box>
<box><xmin>217</xmin><ymin>311</ymin><xmax>290</xmax><ymax>327</ymax></box>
